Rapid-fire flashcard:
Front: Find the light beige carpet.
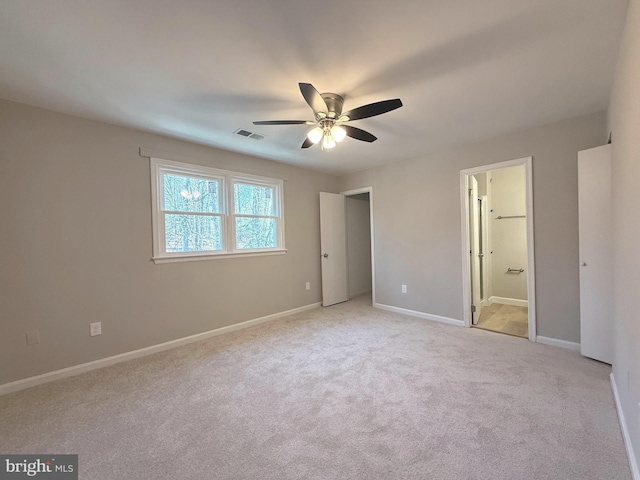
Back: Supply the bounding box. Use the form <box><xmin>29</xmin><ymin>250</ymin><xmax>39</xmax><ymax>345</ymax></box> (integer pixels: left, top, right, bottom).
<box><xmin>0</xmin><ymin>296</ymin><xmax>631</xmax><ymax>479</ymax></box>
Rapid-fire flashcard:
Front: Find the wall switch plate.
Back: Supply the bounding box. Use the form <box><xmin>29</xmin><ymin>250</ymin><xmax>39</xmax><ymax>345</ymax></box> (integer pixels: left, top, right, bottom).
<box><xmin>90</xmin><ymin>322</ymin><xmax>102</xmax><ymax>336</ymax></box>
<box><xmin>26</xmin><ymin>330</ymin><xmax>40</xmax><ymax>346</ymax></box>
<box><xmin>305</xmin><ymin>282</ymin><xmax>310</xmax><ymax>290</ymax></box>
<box><xmin>401</xmin><ymin>285</ymin><xmax>407</xmax><ymax>294</ymax></box>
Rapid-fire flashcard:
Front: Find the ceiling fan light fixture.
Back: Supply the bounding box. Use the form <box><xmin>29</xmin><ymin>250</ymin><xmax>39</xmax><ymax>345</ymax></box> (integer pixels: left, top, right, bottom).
<box><xmin>331</xmin><ymin>125</ymin><xmax>346</xmax><ymax>143</ymax></box>
<box><xmin>307</xmin><ymin>126</ymin><xmax>323</xmax><ymax>144</ymax></box>
<box><xmin>322</xmin><ymin>134</ymin><xmax>336</xmax><ymax>149</ymax></box>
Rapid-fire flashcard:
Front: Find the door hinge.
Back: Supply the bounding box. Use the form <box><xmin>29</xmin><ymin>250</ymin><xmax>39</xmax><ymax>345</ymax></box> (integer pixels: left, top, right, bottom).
<box><xmin>471</xmin><ymin>304</ymin><xmax>476</xmax><ymax>313</ymax></box>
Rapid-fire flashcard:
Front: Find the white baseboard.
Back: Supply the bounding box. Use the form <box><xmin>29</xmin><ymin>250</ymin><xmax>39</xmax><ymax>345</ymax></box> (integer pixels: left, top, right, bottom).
<box><xmin>610</xmin><ymin>373</ymin><xmax>640</xmax><ymax>480</ymax></box>
<box><xmin>0</xmin><ymin>302</ymin><xmax>322</xmax><ymax>397</ymax></box>
<box><xmin>374</xmin><ymin>303</ymin><xmax>465</xmax><ymax>327</ymax></box>
<box><xmin>489</xmin><ymin>296</ymin><xmax>528</xmax><ymax>308</ymax></box>
<box><xmin>536</xmin><ymin>335</ymin><xmax>581</xmax><ymax>352</ymax></box>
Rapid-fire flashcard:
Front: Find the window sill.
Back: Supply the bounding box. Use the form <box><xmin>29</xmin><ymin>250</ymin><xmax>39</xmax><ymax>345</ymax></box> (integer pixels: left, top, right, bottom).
<box><xmin>152</xmin><ymin>249</ymin><xmax>287</xmax><ymax>264</ymax></box>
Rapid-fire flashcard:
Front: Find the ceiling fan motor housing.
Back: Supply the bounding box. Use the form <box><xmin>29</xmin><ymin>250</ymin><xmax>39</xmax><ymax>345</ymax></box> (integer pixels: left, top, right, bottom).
<box><xmin>320</xmin><ymin>93</ymin><xmax>344</xmax><ymax>119</ymax></box>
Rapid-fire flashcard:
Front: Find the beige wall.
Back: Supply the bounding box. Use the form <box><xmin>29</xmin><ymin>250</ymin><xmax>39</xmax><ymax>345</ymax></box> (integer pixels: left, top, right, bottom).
<box><xmin>339</xmin><ymin>111</ymin><xmax>606</xmax><ymax>343</ymax></box>
<box><xmin>346</xmin><ymin>194</ymin><xmax>372</xmax><ymax>297</ymax></box>
<box><xmin>489</xmin><ymin>165</ymin><xmax>528</xmax><ymax>301</ymax></box>
<box><xmin>608</xmin><ymin>0</ymin><xmax>640</xmax><ymax>466</ymax></box>
<box><xmin>0</xmin><ymin>99</ymin><xmax>338</xmax><ymax>385</ymax></box>
<box><xmin>474</xmin><ymin>173</ymin><xmax>487</xmax><ymax>197</ymax></box>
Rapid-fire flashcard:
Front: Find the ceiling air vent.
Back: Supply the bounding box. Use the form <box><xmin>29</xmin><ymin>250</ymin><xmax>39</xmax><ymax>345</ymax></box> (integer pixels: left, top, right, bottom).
<box><xmin>234</xmin><ymin>128</ymin><xmax>265</xmax><ymax>140</ymax></box>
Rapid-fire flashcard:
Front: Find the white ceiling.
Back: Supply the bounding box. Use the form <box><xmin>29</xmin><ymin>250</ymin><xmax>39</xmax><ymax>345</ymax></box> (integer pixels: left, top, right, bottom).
<box><xmin>0</xmin><ymin>0</ymin><xmax>628</xmax><ymax>175</ymax></box>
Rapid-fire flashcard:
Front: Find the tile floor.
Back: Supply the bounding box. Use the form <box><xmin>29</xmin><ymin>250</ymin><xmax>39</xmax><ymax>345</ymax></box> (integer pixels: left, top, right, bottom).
<box><xmin>474</xmin><ymin>303</ymin><xmax>528</xmax><ymax>338</ymax></box>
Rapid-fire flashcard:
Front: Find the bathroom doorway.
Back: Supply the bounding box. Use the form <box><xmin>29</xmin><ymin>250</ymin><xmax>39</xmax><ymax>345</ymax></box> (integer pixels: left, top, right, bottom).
<box><xmin>460</xmin><ymin>157</ymin><xmax>536</xmax><ymax>341</ymax></box>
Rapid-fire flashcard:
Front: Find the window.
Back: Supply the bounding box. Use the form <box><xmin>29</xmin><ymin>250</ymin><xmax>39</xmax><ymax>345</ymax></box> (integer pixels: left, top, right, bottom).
<box><xmin>150</xmin><ymin>158</ymin><xmax>284</xmax><ymax>263</ymax></box>
<box><xmin>232</xmin><ymin>180</ymin><xmax>278</xmax><ymax>250</ymax></box>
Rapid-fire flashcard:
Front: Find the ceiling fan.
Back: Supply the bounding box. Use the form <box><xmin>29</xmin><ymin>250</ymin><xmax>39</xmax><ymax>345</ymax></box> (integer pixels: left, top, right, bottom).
<box><xmin>253</xmin><ymin>83</ymin><xmax>402</xmax><ymax>150</ymax></box>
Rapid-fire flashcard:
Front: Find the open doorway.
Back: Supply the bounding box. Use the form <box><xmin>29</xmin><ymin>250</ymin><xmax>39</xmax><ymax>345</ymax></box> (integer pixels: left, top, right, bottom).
<box><xmin>343</xmin><ymin>188</ymin><xmax>375</xmax><ymax>305</ymax></box>
<box><xmin>346</xmin><ymin>193</ymin><xmax>372</xmax><ymax>299</ymax></box>
<box><xmin>319</xmin><ymin>188</ymin><xmax>375</xmax><ymax>307</ymax></box>
<box><xmin>460</xmin><ymin>157</ymin><xmax>536</xmax><ymax>341</ymax></box>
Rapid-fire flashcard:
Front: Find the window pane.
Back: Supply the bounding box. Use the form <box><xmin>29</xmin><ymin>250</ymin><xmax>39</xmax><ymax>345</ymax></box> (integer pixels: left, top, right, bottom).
<box><xmin>235</xmin><ymin>217</ymin><xmax>276</xmax><ymax>249</ymax></box>
<box><xmin>165</xmin><ymin>214</ymin><xmax>223</xmax><ymax>252</ymax></box>
<box><xmin>163</xmin><ymin>174</ymin><xmax>220</xmax><ymax>213</ymax></box>
<box><xmin>234</xmin><ymin>183</ymin><xmax>275</xmax><ymax>216</ymax></box>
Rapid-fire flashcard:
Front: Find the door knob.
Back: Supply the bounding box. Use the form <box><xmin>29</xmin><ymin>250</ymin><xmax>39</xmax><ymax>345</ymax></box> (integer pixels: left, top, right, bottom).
<box><xmin>323</xmin><ymin>253</ymin><xmax>329</xmax><ymax>258</ymax></box>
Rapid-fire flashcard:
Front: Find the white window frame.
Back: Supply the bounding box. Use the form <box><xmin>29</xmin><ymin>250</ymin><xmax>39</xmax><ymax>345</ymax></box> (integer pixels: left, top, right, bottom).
<box><xmin>150</xmin><ymin>157</ymin><xmax>285</xmax><ymax>263</ymax></box>
<box><xmin>229</xmin><ymin>177</ymin><xmax>283</xmax><ymax>254</ymax></box>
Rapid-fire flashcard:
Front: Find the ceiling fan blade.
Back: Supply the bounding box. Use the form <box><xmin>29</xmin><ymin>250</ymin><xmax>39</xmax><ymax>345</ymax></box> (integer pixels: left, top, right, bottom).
<box><xmin>299</xmin><ymin>83</ymin><xmax>328</xmax><ymax>116</ymax></box>
<box><xmin>253</xmin><ymin>120</ymin><xmax>310</xmax><ymax>125</ymax></box>
<box><xmin>343</xmin><ymin>125</ymin><xmax>377</xmax><ymax>142</ymax></box>
<box><xmin>301</xmin><ymin>137</ymin><xmax>314</xmax><ymax>149</ymax></box>
<box><xmin>342</xmin><ymin>98</ymin><xmax>403</xmax><ymax>121</ymax></box>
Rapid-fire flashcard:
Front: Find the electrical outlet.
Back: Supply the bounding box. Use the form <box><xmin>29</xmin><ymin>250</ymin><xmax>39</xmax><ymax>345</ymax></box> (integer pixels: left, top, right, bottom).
<box><xmin>401</xmin><ymin>285</ymin><xmax>407</xmax><ymax>294</ymax></box>
<box><xmin>26</xmin><ymin>330</ymin><xmax>40</xmax><ymax>346</ymax></box>
<box><xmin>90</xmin><ymin>322</ymin><xmax>102</xmax><ymax>337</ymax></box>
<box><xmin>305</xmin><ymin>282</ymin><xmax>310</xmax><ymax>290</ymax></box>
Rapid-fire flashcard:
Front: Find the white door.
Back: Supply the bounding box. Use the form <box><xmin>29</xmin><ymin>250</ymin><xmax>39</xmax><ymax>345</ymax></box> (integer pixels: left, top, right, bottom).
<box><xmin>469</xmin><ymin>176</ymin><xmax>482</xmax><ymax>324</ymax></box>
<box><xmin>320</xmin><ymin>192</ymin><xmax>349</xmax><ymax>306</ymax></box>
<box><xmin>578</xmin><ymin>144</ymin><xmax>613</xmax><ymax>364</ymax></box>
